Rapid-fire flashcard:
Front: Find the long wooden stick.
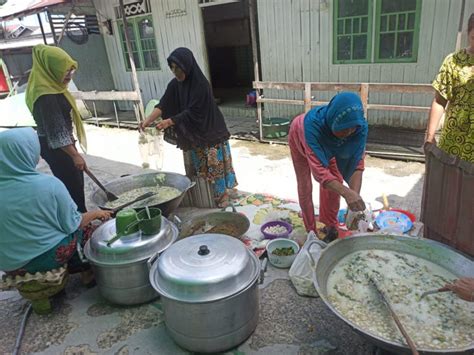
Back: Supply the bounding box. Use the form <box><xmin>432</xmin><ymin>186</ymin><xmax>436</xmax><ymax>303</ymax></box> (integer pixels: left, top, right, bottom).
<box><xmin>370</xmin><ymin>278</ymin><xmax>419</xmax><ymax>355</ymax></box>
<box><xmin>119</xmin><ymin>0</ymin><xmax>145</xmax><ymax>123</ymax></box>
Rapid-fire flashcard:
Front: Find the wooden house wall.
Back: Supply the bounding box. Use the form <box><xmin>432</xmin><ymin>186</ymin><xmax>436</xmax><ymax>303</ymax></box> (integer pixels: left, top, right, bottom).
<box><xmin>94</xmin><ymin>0</ymin><xmax>208</xmax><ymax>109</ymax></box>
<box><xmin>256</xmin><ymin>0</ymin><xmax>474</xmax><ymax>129</ymax></box>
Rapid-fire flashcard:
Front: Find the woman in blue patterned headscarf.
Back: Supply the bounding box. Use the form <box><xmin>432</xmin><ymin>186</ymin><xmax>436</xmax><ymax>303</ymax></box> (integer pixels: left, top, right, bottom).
<box><xmin>288</xmin><ymin>92</ymin><xmax>368</xmax><ymax>242</ymax></box>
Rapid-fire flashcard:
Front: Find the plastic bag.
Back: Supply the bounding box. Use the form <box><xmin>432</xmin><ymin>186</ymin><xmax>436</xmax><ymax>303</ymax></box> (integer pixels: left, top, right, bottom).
<box><xmin>345</xmin><ymin>203</ymin><xmax>374</xmax><ymax>232</ymax></box>
<box><xmin>138</xmin><ymin>127</ymin><xmax>164</xmax><ymax>170</ymax></box>
<box><xmin>289</xmin><ymin>231</ymin><xmax>325</xmax><ymax>297</ymax></box>
<box><xmin>289</xmin><ymin>226</ymin><xmax>307</xmax><ymax>247</ymax></box>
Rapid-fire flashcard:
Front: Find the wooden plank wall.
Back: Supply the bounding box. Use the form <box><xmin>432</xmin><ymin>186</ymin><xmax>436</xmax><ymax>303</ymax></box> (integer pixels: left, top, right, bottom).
<box><xmin>94</xmin><ymin>0</ymin><xmax>208</xmax><ymax>110</ymax></box>
<box><xmin>257</xmin><ymin>0</ymin><xmax>474</xmax><ymax>130</ymax></box>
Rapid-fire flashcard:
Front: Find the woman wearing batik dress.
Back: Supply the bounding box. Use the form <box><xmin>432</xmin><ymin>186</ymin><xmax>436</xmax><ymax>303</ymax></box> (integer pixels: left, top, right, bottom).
<box><xmin>425</xmin><ymin>13</ymin><xmax>474</xmax><ymax>162</ymax></box>
<box><xmin>141</xmin><ymin>47</ymin><xmax>237</xmax><ymax>206</ymax></box>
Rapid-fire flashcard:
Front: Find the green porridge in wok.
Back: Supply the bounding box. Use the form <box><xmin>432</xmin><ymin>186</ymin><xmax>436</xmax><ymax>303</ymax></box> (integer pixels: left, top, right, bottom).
<box><xmin>104</xmin><ymin>186</ymin><xmax>181</xmax><ymax>209</ymax></box>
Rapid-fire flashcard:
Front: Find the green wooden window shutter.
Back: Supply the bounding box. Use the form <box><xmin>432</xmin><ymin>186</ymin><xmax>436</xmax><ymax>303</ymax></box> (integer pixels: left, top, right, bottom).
<box><xmin>118</xmin><ymin>15</ymin><xmax>160</xmax><ymax>71</ymax></box>
<box><xmin>137</xmin><ymin>16</ymin><xmax>160</xmax><ymax>70</ymax></box>
<box><xmin>333</xmin><ymin>0</ymin><xmax>373</xmax><ymax>64</ymax></box>
<box><xmin>374</xmin><ymin>0</ymin><xmax>422</xmax><ymax>63</ymax></box>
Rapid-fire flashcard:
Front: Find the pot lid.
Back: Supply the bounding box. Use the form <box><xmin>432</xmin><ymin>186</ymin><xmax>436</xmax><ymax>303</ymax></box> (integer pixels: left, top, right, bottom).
<box><xmin>84</xmin><ymin>217</ymin><xmax>178</xmax><ymax>265</ymax></box>
<box><xmin>149</xmin><ymin>234</ymin><xmax>259</xmax><ymax>303</ymax></box>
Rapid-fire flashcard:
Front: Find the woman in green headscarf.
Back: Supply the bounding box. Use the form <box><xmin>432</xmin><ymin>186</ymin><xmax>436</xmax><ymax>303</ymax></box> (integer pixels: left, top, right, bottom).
<box><xmin>26</xmin><ymin>44</ymin><xmax>88</xmax><ymax>212</ymax></box>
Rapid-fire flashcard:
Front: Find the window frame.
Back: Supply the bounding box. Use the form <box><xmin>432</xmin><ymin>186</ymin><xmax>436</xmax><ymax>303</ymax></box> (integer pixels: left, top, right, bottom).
<box><xmin>117</xmin><ymin>14</ymin><xmax>161</xmax><ymax>72</ymax></box>
<box><xmin>333</xmin><ymin>0</ymin><xmax>374</xmax><ymax>64</ymax></box>
<box><xmin>332</xmin><ymin>0</ymin><xmax>422</xmax><ymax>64</ymax></box>
<box><xmin>374</xmin><ymin>0</ymin><xmax>422</xmax><ymax>63</ymax></box>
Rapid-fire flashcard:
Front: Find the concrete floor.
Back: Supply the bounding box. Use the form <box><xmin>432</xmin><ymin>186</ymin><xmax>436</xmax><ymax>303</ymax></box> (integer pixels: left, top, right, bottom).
<box><xmin>0</xmin><ymin>125</ymin><xmax>427</xmax><ymax>355</ymax></box>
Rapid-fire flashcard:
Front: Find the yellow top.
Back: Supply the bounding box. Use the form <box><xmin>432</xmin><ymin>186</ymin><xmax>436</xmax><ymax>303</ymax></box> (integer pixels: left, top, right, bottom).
<box><xmin>432</xmin><ymin>49</ymin><xmax>473</xmax><ymax>162</ymax></box>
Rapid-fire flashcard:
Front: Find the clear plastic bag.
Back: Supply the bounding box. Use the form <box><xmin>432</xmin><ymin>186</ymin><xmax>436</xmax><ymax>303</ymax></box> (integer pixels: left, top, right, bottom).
<box><xmin>138</xmin><ymin>127</ymin><xmax>164</xmax><ymax>170</ymax></box>
<box><xmin>345</xmin><ymin>203</ymin><xmax>374</xmax><ymax>232</ymax></box>
<box><xmin>289</xmin><ymin>231</ymin><xmax>326</xmax><ymax>297</ymax></box>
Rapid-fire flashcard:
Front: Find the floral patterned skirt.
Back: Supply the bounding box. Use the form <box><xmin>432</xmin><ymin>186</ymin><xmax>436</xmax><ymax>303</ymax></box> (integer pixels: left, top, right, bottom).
<box><xmin>189</xmin><ymin>141</ymin><xmax>238</xmax><ymax>199</ymax></box>
<box><xmin>5</xmin><ymin>224</ymin><xmax>97</xmax><ymax>277</ymax></box>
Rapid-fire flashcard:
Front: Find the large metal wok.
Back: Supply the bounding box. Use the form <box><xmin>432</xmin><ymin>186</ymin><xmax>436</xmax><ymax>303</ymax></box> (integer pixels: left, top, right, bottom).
<box><xmin>177</xmin><ymin>205</ymin><xmax>250</xmax><ymax>239</ymax></box>
<box><xmin>312</xmin><ymin>234</ymin><xmax>474</xmax><ymax>354</ymax></box>
<box><xmin>90</xmin><ymin>172</ymin><xmax>195</xmax><ymax>217</ymax></box>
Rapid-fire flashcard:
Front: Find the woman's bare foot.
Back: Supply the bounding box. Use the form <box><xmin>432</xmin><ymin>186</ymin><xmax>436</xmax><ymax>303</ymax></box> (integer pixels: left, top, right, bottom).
<box><xmin>216</xmin><ymin>193</ymin><xmax>230</xmax><ymax>208</ymax></box>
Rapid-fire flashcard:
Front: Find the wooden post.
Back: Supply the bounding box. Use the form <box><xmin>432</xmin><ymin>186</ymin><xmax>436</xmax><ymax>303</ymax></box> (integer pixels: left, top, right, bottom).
<box><xmin>119</xmin><ymin>0</ymin><xmax>145</xmax><ymax>123</ymax></box>
<box><xmin>304</xmin><ymin>82</ymin><xmax>311</xmax><ymax>113</ymax></box>
<box><xmin>57</xmin><ymin>9</ymin><xmax>73</xmax><ymax>45</ymax></box>
<box><xmin>249</xmin><ymin>0</ymin><xmax>264</xmax><ymax>140</ymax></box>
<box><xmin>46</xmin><ymin>9</ymin><xmax>58</xmax><ymax>45</ymax></box>
<box><xmin>249</xmin><ymin>0</ymin><xmax>260</xmax><ymax>84</ymax></box>
<box><xmin>257</xmin><ymin>96</ymin><xmax>263</xmax><ymax>140</ymax></box>
<box><xmin>360</xmin><ymin>83</ymin><xmax>369</xmax><ymax>118</ymax></box>
<box><xmin>456</xmin><ymin>0</ymin><xmax>466</xmax><ymax>50</ymax></box>
<box><xmin>37</xmin><ymin>13</ymin><xmax>47</xmax><ymax>44</ymax></box>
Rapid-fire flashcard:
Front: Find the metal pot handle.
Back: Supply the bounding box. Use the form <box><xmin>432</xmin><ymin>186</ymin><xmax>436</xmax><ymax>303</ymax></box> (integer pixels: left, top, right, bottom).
<box><xmin>259</xmin><ymin>257</ymin><xmax>268</xmax><ymax>284</ymax></box>
<box><xmin>76</xmin><ymin>241</ymin><xmax>88</xmax><ymax>264</ymax></box>
<box><xmin>186</xmin><ymin>181</ymin><xmax>196</xmax><ymax>191</ymax></box>
<box><xmin>305</xmin><ymin>239</ymin><xmax>327</xmax><ymax>268</ymax></box>
<box><xmin>173</xmin><ymin>215</ymin><xmax>182</xmax><ymax>230</ymax></box>
<box><xmin>222</xmin><ymin>203</ymin><xmax>237</xmax><ymax>213</ymax></box>
<box><xmin>147</xmin><ymin>252</ymin><xmax>160</xmax><ymax>270</ymax></box>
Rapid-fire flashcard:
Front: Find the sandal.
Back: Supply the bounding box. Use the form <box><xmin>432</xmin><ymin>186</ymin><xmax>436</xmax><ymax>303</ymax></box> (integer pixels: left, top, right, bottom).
<box><xmin>321</xmin><ymin>226</ymin><xmax>339</xmax><ymax>243</ymax></box>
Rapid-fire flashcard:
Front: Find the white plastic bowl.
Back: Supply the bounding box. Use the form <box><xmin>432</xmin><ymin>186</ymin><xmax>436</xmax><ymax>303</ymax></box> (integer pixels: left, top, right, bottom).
<box><xmin>266</xmin><ymin>238</ymin><xmax>300</xmax><ymax>268</ymax></box>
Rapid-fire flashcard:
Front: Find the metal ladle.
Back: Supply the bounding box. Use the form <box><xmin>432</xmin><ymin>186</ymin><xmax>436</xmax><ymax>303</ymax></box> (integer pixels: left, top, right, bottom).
<box><xmin>419</xmin><ymin>287</ymin><xmax>450</xmax><ymax>300</ymax></box>
<box><xmin>85</xmin><ymin>168</ymin><xmax>119</xmax><ymax>202</ymax></box>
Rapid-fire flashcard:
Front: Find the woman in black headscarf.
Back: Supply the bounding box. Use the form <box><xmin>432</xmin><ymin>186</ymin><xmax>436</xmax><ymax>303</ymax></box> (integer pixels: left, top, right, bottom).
<box><xmin>140</xmin><ymin>47</ymin><xmax>237</xmax><ymax>206</ymax></box>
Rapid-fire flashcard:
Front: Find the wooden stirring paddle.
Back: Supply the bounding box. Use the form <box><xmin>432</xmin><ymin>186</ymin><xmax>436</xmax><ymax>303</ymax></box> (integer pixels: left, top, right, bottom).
<box><xmin>369</xmin><ymin>277</ymin><xmax>419</xmax><ymax>355</ymax></box>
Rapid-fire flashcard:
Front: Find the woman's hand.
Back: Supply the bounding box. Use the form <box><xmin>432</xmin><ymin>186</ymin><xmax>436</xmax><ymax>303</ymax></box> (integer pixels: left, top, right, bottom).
<box><xmin>80</xmin><ymin>209</ymin><xmax>112</xmax><ymax>229</ymax></box>
<box><xmin>95</xmin><ymin>210</ymin><xmax>112</xmax><ymax>221</ymax></box>
<box><xmin>140</xmin><ymin>107</ymin><xmax>163</xmax><ymax>132</ymax></box>
<box><xmin>156</xmin><ymin>118</ymin><xmax>174</xmax><ymax>130</ymax></box>
<box><xmin>424</xmin><ymin>132</ymin><xmax>437</xmax><ymax>148</ymax></box>
<box><xmin>424</xmin><ymin>93</ymin><xmax>446</xmax><ymax>148</ymax></box>
<box><xmin>72</xmin><ymin>154</ymin><xmax>87</xmax><ymax>171</ymax></box>
<box><xmin>344</xmin><ymin>190</ymin><xmax>366</xmax><ymax>212</ymax></box>
<box><xmin>139</xmin><ymin>120</ymin><xmax>148</xmax><ymax>132</ymax></box>
<box><xmin>444</xmin><ymin>278</ymin><xmax>474</xmax><ymax>302</ymax></box>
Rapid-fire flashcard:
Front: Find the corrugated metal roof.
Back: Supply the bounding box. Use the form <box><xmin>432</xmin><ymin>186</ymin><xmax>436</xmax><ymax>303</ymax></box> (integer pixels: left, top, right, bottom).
<box><xmin>0</xmin><ymin>0</ymin><xmax>68</xmax><ymax>21</ymax></box>
<box><xmin>0</xmin><ymin>35</ymin><xmax>54</xmax><ymax>50</ymax></box>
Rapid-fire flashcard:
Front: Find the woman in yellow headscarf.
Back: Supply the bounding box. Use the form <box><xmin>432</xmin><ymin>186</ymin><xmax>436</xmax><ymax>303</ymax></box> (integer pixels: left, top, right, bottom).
<box><xmin>26</xmin><ymin>44</ymin><xmax>88</xmax><ymax>212</ymax></box>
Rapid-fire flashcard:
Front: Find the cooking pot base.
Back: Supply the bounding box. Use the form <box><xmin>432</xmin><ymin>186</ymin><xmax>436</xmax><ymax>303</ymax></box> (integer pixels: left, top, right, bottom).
<box><xmin>165</xmin><ymin>310</ymin><xmax>258</xmax><ymax>353</ymax></box>
<box><xmin>97</xmin><ymin>283</ymin><xmax>158</xmax><ymax>306</ymax></box>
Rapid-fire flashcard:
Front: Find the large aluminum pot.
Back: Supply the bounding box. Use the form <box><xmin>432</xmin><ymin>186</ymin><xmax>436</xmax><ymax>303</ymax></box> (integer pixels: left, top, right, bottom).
<box><xmin>90</xmin><ymin>171</ymin><xmax>195</xmax><ymax>217</ymax></box>
<box><xmin>84</xmin><ymin>216</ymin><xmax>178</xmax><ymax>305</ymax></box>
<box><xmin>149</xmin><ymin>234</ymin><xmax>262</xmax><ymax>353</ymax></box>
<box><xmin>313</xmin><ymin>234</ymin><xmax>474</xmax><ymax>354</ymax></box>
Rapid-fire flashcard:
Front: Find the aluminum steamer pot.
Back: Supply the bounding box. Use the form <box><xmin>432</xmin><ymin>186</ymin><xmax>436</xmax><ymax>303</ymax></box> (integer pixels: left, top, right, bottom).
<box><xmin>84</xmin><ymin>217</ymin><xmax>178</xmax><ymax>305</ymax></box>
<box><xmin>149</xmin><ymin>234</ymin><xmax>261</xmax><ymax>353</ymax></box>
<box><xmin>313</xmin><ymin>234</ymin><xmax>474</xmax><ymax>354</ymax></box>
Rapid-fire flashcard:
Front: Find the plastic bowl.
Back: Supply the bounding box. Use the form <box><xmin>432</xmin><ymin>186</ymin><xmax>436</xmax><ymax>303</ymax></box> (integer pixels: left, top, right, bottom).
<box><xmin>266</xmin><ymin>238</ymin><xmax>300</xmax><ymax>268</ymax></box>
<box><xmin>137</xmin><ymin>207</ymin><xmax>162</xmax><ymax>235</ymax></box>
<box><xmin>262</xmin><ymin>117</ymin><xmax>291</xmax><ymax>138</ymax></box>
<box><xmin>389</xmin><ymin>208</ymin><xmax>416</xmax><ymax>222</ymax></box>
<box><xmin>261</xmin><ymin>220</ymin><xmax>293</xmax><ymax>239</ymax></box>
